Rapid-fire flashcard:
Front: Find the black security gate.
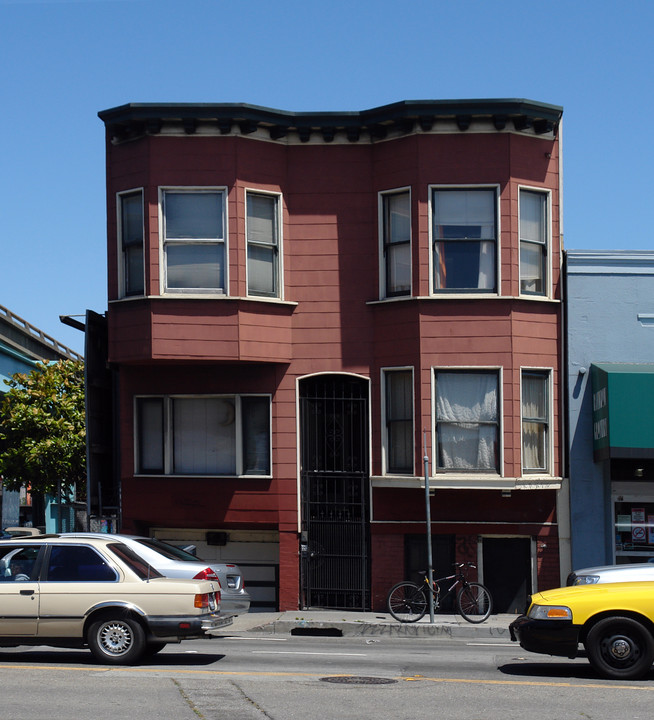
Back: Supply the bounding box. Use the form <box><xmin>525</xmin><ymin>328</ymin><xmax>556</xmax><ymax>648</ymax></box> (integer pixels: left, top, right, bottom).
<box><xmin>299</xmin><ymin>375</ymin><xmax>370</xmax><ymax>610</ymax></box>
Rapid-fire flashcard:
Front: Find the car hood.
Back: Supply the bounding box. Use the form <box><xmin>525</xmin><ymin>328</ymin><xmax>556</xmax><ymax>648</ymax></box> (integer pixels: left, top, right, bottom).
<box><xmin>533</xmin><ymin>581</ymin><xmax>654</xmax><ymax>605</ymax></box>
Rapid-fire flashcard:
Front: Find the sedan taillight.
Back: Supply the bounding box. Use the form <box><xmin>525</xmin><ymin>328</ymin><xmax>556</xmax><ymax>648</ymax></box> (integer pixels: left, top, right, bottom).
<box><xmin>193</xmin><ymin>567</ymin><xmax>219</xmax><ymax>582</ymax></box>
<box><xmin>194</xmin><ymin>592</ymin><xmax>219</xmax><ymax>610</ymax></box>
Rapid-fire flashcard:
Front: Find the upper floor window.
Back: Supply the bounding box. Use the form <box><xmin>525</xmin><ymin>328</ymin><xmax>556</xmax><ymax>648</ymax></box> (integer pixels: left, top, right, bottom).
<box><xmin>432</xmin><ymin>188</ymin><xmax>497</xmax><ymax>292</ymax></box>
<box><xmin>520</xmin><ymin>189</ymin><xmax>548</xmax><ymax>295</ymax></box>
<box><xmin>118</xmin><ymin>190</ymin><xmax>144</xmax><ymax>297</ymax></box>
<box><xmin>161</xmin><ymin>189</ymin><xmax>226</xmax><ymax>293</ymax></box>
<box><xmin>434</xmin><ymin>370</ymin><xmax>499</xmax><ymax>473</ymax></box>
<box><xmin>247</xmin><ymin>191</ymin><xmax>280</xmax><ymax>298</ymax></box>
<box><xmin>522</xmin><ymin>370</ymin><xmax>550</xmax><ymax>473</ymax></box>
<box><xmin>381</xmin><ymin>190</ymin><xmax>411</xmax><ymax>297</ymax></box>
<box><xmin>384</xmin><ymin>369</ymin><xmax>414</xmax><ymax>474</ymax></box>
<box><xmin>136</xmin><ymin>394</ymin><xmax>271</xmax><ymax>477</ymax></box>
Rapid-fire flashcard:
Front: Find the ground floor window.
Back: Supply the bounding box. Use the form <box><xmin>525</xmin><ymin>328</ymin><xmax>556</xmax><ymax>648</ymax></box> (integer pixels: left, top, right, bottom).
<box><xmin>434</xmin><ymin>370</ymin><xmax>499</xmax><ymax>472</ymax></box>
<box><xmin>135</xmin><ymin>394</ymin><xmax>271</xmax><ymax>477</ymax></box>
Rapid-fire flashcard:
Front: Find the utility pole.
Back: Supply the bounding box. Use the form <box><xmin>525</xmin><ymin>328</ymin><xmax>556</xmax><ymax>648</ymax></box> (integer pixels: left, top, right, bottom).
<box><xmin>423</xmin><ymin>430</ymin><xmax>435</xmax><ymax>623</ymax></box>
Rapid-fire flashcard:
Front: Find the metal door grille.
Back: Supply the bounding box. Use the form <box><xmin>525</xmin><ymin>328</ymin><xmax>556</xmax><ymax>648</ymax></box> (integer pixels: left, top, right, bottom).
<box><xmin>300</xmin><ymin>376</ymin><xmax>370</xmax><ymax>610</ymax></box>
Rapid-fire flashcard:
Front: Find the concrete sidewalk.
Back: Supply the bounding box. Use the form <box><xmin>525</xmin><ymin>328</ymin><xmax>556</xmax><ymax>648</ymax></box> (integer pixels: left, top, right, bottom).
<box><xmin>221</xmin><ymin>610</ymin><xmax>517</xmax><ymax>640</ymax></box>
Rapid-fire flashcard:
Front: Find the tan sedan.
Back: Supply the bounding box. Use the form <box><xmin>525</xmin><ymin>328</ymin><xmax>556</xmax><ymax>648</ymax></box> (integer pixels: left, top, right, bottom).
<box><xmin>0</xmin><ymin>535</ymin><xmax>231</xmax><ymax>664</ymax></box>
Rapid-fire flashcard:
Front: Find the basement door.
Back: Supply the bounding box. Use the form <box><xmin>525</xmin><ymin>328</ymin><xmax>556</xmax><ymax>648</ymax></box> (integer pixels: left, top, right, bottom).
<box><xmin>482</xmin><ymin>537</ymin><xmax>532</xmax><ymax>614</ymax></box>
<box><xmin>299</xmin><ymin>375</ymin><xmax>370</xmax><ymax>610</ymax></box>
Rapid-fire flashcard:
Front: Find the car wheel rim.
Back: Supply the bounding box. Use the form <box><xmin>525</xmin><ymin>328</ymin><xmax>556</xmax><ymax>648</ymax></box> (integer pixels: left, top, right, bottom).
<box><xmin>600</xmin><ymin>633</ymin><xmax>639</xmax><ymax>666</ymax></box>
<box><xmin>98</xmin><ymin>622</ymin><xmax>133</xmax><ymax>655</ymax></box>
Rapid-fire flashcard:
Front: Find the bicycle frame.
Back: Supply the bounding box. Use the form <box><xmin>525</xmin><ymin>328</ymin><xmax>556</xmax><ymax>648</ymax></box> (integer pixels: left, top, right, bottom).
<box><xmin>426</xmin><ymin>572</ymin><xmax>465</xmax><ymax>609</ymax></box>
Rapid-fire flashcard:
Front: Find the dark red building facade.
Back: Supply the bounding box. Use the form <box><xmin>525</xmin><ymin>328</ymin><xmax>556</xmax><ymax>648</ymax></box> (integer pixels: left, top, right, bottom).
<box><xmin>99</xmin><ymin>99</ymin><xmax>565</xmax><ymax>613</ymax></box>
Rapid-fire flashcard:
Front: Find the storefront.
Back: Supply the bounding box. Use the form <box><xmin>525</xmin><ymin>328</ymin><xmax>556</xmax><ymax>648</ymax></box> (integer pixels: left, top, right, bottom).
<box><xmin>592</xmin><ymin>363</ymin><xmax>654</xmax><ymax>564</ymax></box>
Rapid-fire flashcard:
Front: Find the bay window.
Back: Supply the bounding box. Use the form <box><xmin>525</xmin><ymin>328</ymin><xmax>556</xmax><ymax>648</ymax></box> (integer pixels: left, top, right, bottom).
<box><xmin>434</xmin><ymin>370</ymin><xmax>500</xmax><ymax>472</ymax></box>
<box><xmin>247</xmin><ymin>191</ymin><xmax>280</xmax><ymax>298</ymax></box>
<box><xmin>381</xmin><ymin>190</ymin><xmax>411</xmax><ymax>297</ymax></box>
<box><xmin>136</xmin><ymin>394</ymin><xmax>271</xmax><ymax>476</ymax></box>
<box><xmin>432</xmin><ymin>188</ymin><xmax>497</xmax><ymax>292</ymax></box>
<box><xmin>162</xmin><ymin>189</ymin><xmax>226</xmax><ymax>292</ymax></box>
<box><xmin>118</xmin><ymin>189</ymin><xmax>144</xmax><ymax>297</ymax></box>
<box><xmin>522</xmin><ymin>371</ymin><xmax>549</xmax><ymax>473</ymax></box>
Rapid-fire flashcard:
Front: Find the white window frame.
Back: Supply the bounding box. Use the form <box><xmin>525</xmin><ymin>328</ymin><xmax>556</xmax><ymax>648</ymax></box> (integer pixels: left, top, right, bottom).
<box><xmin>428</xmin><ymin>184</ymin><xmax>501</xmax><ymax>296</ymax></box>
<box><xmin>134</xmin><ymin>393</ymin><xmax>272</xmax><ymax>478</ymax></box>
<box><xmin>117</xmin><ymin>188</ymin><xmax>145</xmax><ymax>298</ymax></box>
<box><xmin>381</xmin><ymin>367</ymin><xmax>415</xmax><ymax>475</ymax></box>
<box><xmin>432</xmin><ymin>366</ymin><xmax>503</xmax><ymax>476</ymax></box>
<box><xmin>520</xmin><ymin>368</ymin><xmax>553</xmax><ymax>476</ymax></box>
<box><xmin>379</xmin><ymin>187</ymin><xmax>412</xmax><ymax>299</ymax></box>
<box><xmin>519</xmin><ymin>186</ymin><xmax>551</xmax><ymax>298</ymax></box>
<box><xmin>245</xmin><ymin>188</ymin><xmax>283</xmax><ymax>300</ymax></box>
<box><xmin>159</xmin><ymin>187</ymin><xmax>229</xmax><ymax>295</ymax></box>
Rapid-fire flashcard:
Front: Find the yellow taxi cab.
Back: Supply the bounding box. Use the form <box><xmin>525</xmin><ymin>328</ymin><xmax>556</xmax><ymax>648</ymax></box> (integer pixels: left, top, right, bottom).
<box><xmin>510</xmin><ymin>581</ymin><xmax>654</xmax><ymax>679</ymax></box>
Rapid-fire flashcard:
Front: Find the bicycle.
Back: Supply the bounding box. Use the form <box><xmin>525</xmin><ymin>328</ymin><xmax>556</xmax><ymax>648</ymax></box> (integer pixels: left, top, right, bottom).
<box><xmin>386</xmin><ymin>562</ymin><xmax>493</xmax><ymax>624</ymax></box>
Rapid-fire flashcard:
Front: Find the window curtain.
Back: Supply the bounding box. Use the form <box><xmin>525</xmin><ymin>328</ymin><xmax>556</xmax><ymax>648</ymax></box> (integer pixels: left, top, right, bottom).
<box><xmin>138</xmin><ymin>398</ymin><xmax>164</xmax><ymax>473</ymax></box>
<box><xmin>436</xmin><ymin>373</ymin><xmax>498</xmax><ymax>470</ymax></box>
<box><xmin>387</xmin><ymin>371</ymin><xmax>413</xmax><ymax>472</ymax></box>
<box><xmin>173</xmin><ymin>398</ymin><xmax>236</xmax><ymax>475</ymax></box>
<box><xmin>522</xmin><ymin>374</ymin><xmax>546</xmax><ymax>470</ymax></box>
<box><xmin>242</xmin><ymin>397</ymin><xmax>271</xmax><ymax>474</ymax></box>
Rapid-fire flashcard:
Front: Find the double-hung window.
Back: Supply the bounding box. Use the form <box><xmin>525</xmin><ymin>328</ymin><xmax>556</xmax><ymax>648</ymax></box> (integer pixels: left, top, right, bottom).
<box><xmin>434</xmin><ymin>370</ymin><xmax>500</xmax><ymax>472</ymax></box>
<box><xmin>521</xmin><ymin>371</ymin><xmax>549</xmax><ymax>473</ymax></box>
<box><xmin>384</xmin><ymin>369</ymin><xmax>414</xmax><ymax>474</ymax></box>
<box><xmin>432</xmin><ymin>188</ymin><xmax>497</xmax><ymax>292</ymax></box>
<box><xmin>247</xmin><ymin>191</ymin><xmax>280</xmax><ymax>298</ymax></box>
<box><xmin>381</xmin><ymin>190</ymin><xmax>411</xmax><ymax>297</ymax></box>
<box><xmin>519</xmin><ymin>189</ymin><xmax>548</xmax><ymax>295</ymax></box>
<box><xmin>118</xmin><ymin>190</ymin><xmax>144</xmax><ymax>297</ymax></box>
<box><xmin>162</xmin><ymin>189</ymin><xmax>226</xmax><ymax>293</ymax></box>
<box><xmin>136</xmin><ymin>394</ymin><xmax>271</xmax><ymax>476</ymax></box>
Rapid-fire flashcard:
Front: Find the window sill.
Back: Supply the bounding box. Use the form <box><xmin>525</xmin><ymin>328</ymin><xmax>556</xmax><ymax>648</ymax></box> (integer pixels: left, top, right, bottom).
<box><xmin>133</xmin><ymin>473</ymin><xmax>273</xmax><ymax>480</ymax></box>
<box><xmin>371</xmin><ymin>475</ymin><xmax>562</xmax><ymax>490</ymax></box>
<box><xmin>367</xmin><ymin>294</ymin><xmax>560</xmax><ymax>305</ymax></box>
<box><xmin>110</xmin><ymin>294</ymin><xmax>298</xmax><ymax>307</ymax></box>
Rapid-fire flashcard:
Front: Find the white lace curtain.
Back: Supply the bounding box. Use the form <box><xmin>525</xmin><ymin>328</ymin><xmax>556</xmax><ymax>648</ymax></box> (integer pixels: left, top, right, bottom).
<box><xmin>436</xmin><ymin>372</ymin><xmax>498</xmax><ymax>470</ymax></box>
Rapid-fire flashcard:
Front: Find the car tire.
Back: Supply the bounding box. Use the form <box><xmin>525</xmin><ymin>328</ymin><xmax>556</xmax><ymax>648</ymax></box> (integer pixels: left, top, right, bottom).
<box><xmin>87</xmin><ymin>616</ymin><xmax>146</xmax><ymax>665</ymax></box>
<box><xmin>144</xmin><ymin>641</ymin><xmax>167</xmax><ymax>657</ymax></box>
<box><xmin>585</xmin><ymin>616</ymin><xmax>654</xmax><ymax>680</ymax></box>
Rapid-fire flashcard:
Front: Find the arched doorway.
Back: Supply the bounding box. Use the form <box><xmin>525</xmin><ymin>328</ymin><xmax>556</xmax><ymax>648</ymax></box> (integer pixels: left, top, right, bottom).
<box><xmin>299</xmin><ymin>374</ymin><xmax>370</xmax><ymax>610</ymax></box>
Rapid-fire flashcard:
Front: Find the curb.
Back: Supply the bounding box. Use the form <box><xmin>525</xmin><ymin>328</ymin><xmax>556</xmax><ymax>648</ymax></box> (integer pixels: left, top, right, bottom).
<box><xmin>225</xmin><ymin>614</ymin><xmax>515</xmax><ymax>640</ymax></box>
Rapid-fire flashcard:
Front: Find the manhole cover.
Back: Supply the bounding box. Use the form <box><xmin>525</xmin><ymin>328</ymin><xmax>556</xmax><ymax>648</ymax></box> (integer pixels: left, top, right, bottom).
<box><xmin>320</xmin><ymin>676</ymin><xmax>397</xmax><ymax>685</ymax></box>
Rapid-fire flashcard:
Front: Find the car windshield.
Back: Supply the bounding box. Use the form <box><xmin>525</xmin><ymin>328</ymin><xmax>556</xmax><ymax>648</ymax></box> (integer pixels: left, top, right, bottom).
<box><xmin>107</xmin><ymin>543</ymin><xmax>164</xmax><ymax>579</ymax></box>
<box><xmin>137</xmin><ymin>538</ymin><xmax>203</xmax><ymax>563</ymax></box>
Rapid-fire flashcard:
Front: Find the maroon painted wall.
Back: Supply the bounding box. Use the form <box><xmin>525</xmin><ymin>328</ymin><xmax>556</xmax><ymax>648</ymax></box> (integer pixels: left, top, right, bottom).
<box><xmin>104</xmin><ymin>125</ymin><xmax>562</xmax><ymax>610</ymax></box>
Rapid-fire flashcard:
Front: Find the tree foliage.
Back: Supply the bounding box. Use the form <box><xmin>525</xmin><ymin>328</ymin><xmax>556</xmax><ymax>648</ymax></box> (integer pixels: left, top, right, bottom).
<box><xmin>0</xmin><ymin>359</ymin><xmax>86</xmax><ymax>498</ymax></box>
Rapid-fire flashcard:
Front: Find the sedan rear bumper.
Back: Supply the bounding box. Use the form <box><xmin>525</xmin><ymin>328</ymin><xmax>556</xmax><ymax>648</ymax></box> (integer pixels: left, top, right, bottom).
<box><xmin>147</xmin><ymin>613</ymin><xmax>233</xmax><ymax>640</ymax></box>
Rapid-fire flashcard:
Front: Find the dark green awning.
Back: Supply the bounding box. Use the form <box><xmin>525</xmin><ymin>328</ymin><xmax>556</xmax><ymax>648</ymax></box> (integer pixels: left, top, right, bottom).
<box><xmin>591</xmin><ymin>363</ymin><xmax>654</xmax><ymax>461</ymax></box>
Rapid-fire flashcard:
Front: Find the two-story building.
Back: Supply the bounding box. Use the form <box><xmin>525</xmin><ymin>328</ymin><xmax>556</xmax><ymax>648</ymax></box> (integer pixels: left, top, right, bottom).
<box><xmin>98</xmin><ymin>98</ymin><xmax>565</xmax><ymax>613</ymax></box>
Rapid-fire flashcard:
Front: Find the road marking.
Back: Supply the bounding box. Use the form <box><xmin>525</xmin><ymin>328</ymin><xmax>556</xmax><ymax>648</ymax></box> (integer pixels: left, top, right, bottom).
<box><xmin>1</xmin><ymin>663</ymin><xmax>653</xmax><ymax>691</ymax></box>
<box><xmin>251</xmin><ymin>651</ymin><xmax>367</xmax><ymax>657</ymax></box>
<box><xmin>221</xmin><ymin>636</ymin><xmax>288</xmax><ymax>642</ymax></box>
<box><xmin>466</xmin><ymin>642</ymin><xmax>515</xmax><ymax>647</ymax></box>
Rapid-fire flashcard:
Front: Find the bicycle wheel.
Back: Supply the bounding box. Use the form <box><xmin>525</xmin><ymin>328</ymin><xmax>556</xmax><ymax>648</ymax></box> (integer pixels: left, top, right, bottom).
<box><xmin>456</xmin><ymin>583</ymin><xmax>492</xmax><ymax>623</ymax></box>
<box><xmin>387</xmin><ymin>582</ymin><xmax>428</xmax><ymax>622</ymax></box>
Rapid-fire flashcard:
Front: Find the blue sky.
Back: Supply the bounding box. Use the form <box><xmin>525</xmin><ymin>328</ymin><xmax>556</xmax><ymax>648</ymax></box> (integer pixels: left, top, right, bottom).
<box><xmin>2</xmin><ymin>0</ymin><xmax>653</xmax><ymax>354</ymax></box>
